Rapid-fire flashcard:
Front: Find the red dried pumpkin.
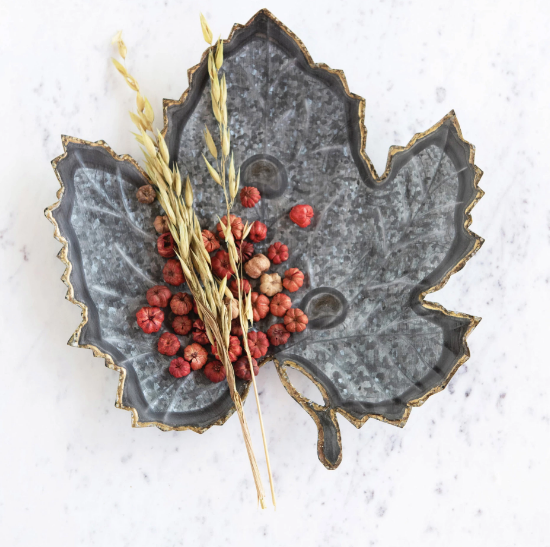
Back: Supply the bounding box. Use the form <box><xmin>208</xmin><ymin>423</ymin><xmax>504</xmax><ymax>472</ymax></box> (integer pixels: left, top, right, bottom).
<box><xmin>212</xmin><ymin>336</ymin><xmax>242</xmax><ymax>363</ymax></box>
<box><xmin>211</xmin><ymin>249</ymin><xmax>234</xmax><ymax>279</ymax></box>
<box><xmin>172</xmin><ymin>315</ymin><xmax>192</xmax><ymax>336</ymax></box>
<box><xmin>289</xmin><ymin>204</ymin><xmax>314</xmax><ymax>228</ymax></box>
<box><xmin>204</xmin><ymin>360</ymin><xmax>227</xmax><ymax>383</ymax></box>
<box><xmin>158</xmin><ymin>332</ymin><xmax>180</xmax><ymax>356</ymax></box>
<box><xmin>184</xmin><ymin>343</ymin><xmax>208</xmax><ymax>370</ymax></box>
<box><xmin>283</xmin><ymin>268</ymin><xmax>304</xmax><ymax>293</ymax></box>
<box><xmin>163</xmin><ymin>259</ymin><xmax>185</xmax><ymax>286</ymax></box>
<box><xmin>267</xmin><ymin>324</ymin><xmax>290</xmax><ymax>346</ymax></box>
<box><xmin>230</xmin><ymin>278</ymin><xmax>251</xmax><ymax>299</ymax></box>
<box><xmin>170</xmin><ymin>292</ymin><xmax>193</xmax><ymax>315</ymax></box>
<box><xmin>247</xmin><ymin>331</ymin><xmax>270</xmax><ymax>359</ymax></box>
<box><xmin>216</xmin><ymin>214</ymin><xmax>244</xmax><ymax>241</ymax></box>
<box><xmin>240</xmin><ymin>186</ymin><xmax>261</xmax><ymax>208</ymax></box>
<box><xmin>233</xmin><ymin>356</ymin><xmax>259</xmax><ymax>381</ymax></box>
<box><xmin>270</xmin><ymin>293</ymin><xmax>292</xmax><ymax>317</ymax></box>
<box><xmin>248</xmin><ymin>220</ymin><xmax>267</xmax><ymax>243</ymax></box>
<box><xmin>236</xmin><ymin>240</ymin><xmax>254</xmax><ymax>262</ymax></box>
<box><xmin>157</xmin><ymin>232</ymin><xmax>176</xmax><ymax>258</ymax></box>
<box><xmin>192</xmin><ymin>319</ymin><xmax>210</xmax><ymax>345</ymax></box>
<box><xmin>231</xmin><ymin>318</ymin><xmax>243</xmax><ymax>337</ymax></box>
<box><xmin>136</xmin><ymin>306</ymin><xmax>164</xmax><ymax>334</ymax></box>
<box><xmin>169</xmin><ymin>357</ymin><xmax>191</xmax><ymax>378</ymax></box>
<box><xmin>146</xmin><ymin>285</ymin><xmax>172</xmax><ymax>308</ymax></box>
<box><xmin>202</xmin><ymin>229</ymin><xmax>220</xmax><ymax>253</ymax></box>
<box><xmin>267</xmin><ymin>242</ymin><xmax>289</xmax><ymax>265</ymax></box>
<box><xmin>284</xmin><ymin>308</ymin><xmax>309</xmax><ymax>333</ymax></box>
<box><xmin>250</xmin><ymin>292</ymin><xmax>270</xmax><ymax>322</ymax></box>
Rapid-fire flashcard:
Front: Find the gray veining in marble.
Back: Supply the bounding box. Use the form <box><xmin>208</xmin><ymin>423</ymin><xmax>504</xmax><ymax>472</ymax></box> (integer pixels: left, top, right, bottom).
<box><xmin>2</xmin><ymin>1</ymin><xmax>549</xmax><ymax>545</ymax></box>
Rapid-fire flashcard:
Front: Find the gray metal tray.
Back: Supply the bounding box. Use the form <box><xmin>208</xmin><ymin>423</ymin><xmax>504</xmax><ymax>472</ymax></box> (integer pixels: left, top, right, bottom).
<box><xmin>45</xmin><ymin>9</ymin><xmax>483</xmax><ymax>469</ymax></box>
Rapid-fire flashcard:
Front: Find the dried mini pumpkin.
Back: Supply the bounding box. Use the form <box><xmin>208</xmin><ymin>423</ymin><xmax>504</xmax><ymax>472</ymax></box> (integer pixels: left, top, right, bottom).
<box><xmin>212</xmin><ymin>249</ymin><xmax>234</xmax><ymax>279</ymax></box>
<box><xmin>170</xmin><ymin>292</ymin><xmax>193</xmax><ymax>315</ymax></box>
<box><xmin>204</xmin><ymin>360</ymin><xmax>226</xmax><ymax>383</ymax></box>
<box><xmin>284</xmin><ymin>308</ymin><xmax>309</xmax><ymax>333</ymax></box>
<box><xmin>231</xmin><ymin>318</ymin><xmax>243</xmax><ymax>337</ymax></box>
<box><xmin>244</xmin><ymin>253</ymin><xmax>270</xmax><ymax>279</ymax></box>
<box><xmin>157</xmin><ymin>232</ymin><xmax>176</xmax><ymax>258</ymax></box>
<box><xmin>136</xmin><ymin>306</ymin><xmax>164</xmax><ymax>334</ymax></box>
<box><xmin>163</xmin><ymin>259</ymin><xmax>185</xmax><ymax>286</ymax></box>
<box><xmin>184</xmin><ymin>343</ymin><xmax>208</xmax><ymax>370</ymax></box>
<box><xmin>247</xmin><ymin>331</ymin><xmax>269</xmax><ymax>359</ymax></box>
<box><xmin>172</xmin><ymin>315</ymin><xmax>192</xmax><ymax>335</ymax></box>
<box><xmin>146</xmin><ymin>285</ymin><xmax>172</xmax><ymax>307</ymax></box>
<box><xmin>236</xmin><ymin>240</ymin><xmax>254</xmax><ymax>262</ymax></box>
<box><xmin>233</xmin><ymin>356</ymin><xmax>259</xmax><ymax>381</ymax></box>
<box><xmin>202</xmin><ymin>229</ymin><xmax>220</xmax><ymax>253</ymax></box>
<box><xmin>217</xmin><ymin>214</ymin><xmax>244</xmax><ymax>241</ymax></box>
<box><xmin>169</xmin><ymin>357</ymin><xmax>191</xmax><ymax>378</ymax></box>
<box><xmin>154</xmin><ymin>215</ymin><xmax>170</xmax><ymax>234</ymax></box>
<box><xmin>240</xmin><ymin>186</ymin><xmax>261</xmax><ymax>208</ymax></box>
<box><xmin>270</xmin><ymin>293</ymin><xmax>292</xmax><ymax>317</ymax></box>
<box><xmin>230</xmin><ymin>278</ymin><xmax>251</xmax><ymax>298</ymax></box>
<box><xmin>226</xmin><ymin>297</ymin><xmax>239</xmax><ymax>319</ymax></box>
<box><xmin>283</xmin><ymin>268</ymin><xmax>304</xmax><ymax>293</ymax></box>
<box><xmin>251</xmin><ymin>292</ymin><xmax>270</xmax><ymax>322</ymax></box>
<box><xmin>267</xmin><ymin>242</ymin><xmax>289</xmax><ymax>265</ymax></box>
<box><xmin>158</xmin><ymin>332</ymin><xmax>180</xmax><ymax>356</ymax></box>
<box><xmin>289</xmin><ymin>204</ymin><xmax>314</xmax><ymax>228</ymax></box>
<box><xmin>267</xmin><ymin>323</ymin><xmax>290</xmax><ymax>346</ymax></box>
<box><xmin>136</xmin><ymin>184</ymin><xmax>155</xmax><ymax>204</ymax></box>
<box><xmin>259</xmin><ymin>273</ymin><xmax>282</xmax><ymax>297</ymax></box>
<box><xmin>192</xmin><ymin>319</ymin><xmax>210</xmax><ymax>345</ymax></box>
<box><xmin>212</xmin><ymin>335</ymin><xmax>242</xmax><ymax>362</ymax></box>
<box><xmin>248</xmin><ymin>220</ymin><xmax>267</xmax><ymax>243</ymax></box>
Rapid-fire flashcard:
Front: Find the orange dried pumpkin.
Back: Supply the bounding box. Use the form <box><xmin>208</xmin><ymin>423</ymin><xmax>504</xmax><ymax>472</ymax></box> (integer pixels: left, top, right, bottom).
<box><xmin>284</xmin><ymin>308</ymin><xmax>309</xmax><ymax>333</ymax></box>
<box><xmin>283</xmin><ymin>268</ymin><xmax>304</xmax><ymax>293</ymax></box>
<box><xmin>270</xmin><ymin>293</ymin><xmax>292</xmax><ymax>317</ymax></box>
<box><xmin>251</xmin><ymin>292</ymin><xmax>270</xmax><ymax>322</ymax></box>
<box><xmin>247</xmin><ymin>331</ymin><xmax>270</xmax><ymax>359</ymax></box>
<box><xmin>217</xmin><ymin>214</ymin><xmax>244</xmax><ymax>241</ymax></box>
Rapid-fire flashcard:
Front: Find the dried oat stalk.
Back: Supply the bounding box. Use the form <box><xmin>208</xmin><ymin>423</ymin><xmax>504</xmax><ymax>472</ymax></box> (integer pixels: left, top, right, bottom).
<box><xmin>111</xmin><ymin>21</ymin><xmax>275</xmax><ymax>508</ymax></box>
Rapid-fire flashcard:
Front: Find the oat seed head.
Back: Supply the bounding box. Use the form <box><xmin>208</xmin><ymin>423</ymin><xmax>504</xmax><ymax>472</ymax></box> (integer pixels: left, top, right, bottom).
<box><xmin>185</xmin><ymin>176</ymin><xmax>194</xmax><ymax>208</ymax></box>
<box><xmin>222</xmin><ymin>126</ymin><xmax>230</xmax><ymax>157</ymax></box>
<box><xmin>215</xmin><ymin>39</ymin><xmax>224</xmax><ymax>69</ymax></box>
<box><xmin>144</xmin><ymin>97</ymin><xmax>154</xmax><ymax>124</ymax></box>
<box><xmin>211</xmin><ymin>91</ymin><xmax>222</xmax><ymax>123</ymax></box>
<box><xmin>136</xmin><ymin>92</ymin><xmax>145</xmax><ymax>112</ymax></box>
<box><xmin>174</xmin><ymin>166</ymin><xmax>182</xmax><ymax>197</ymax></box>
<box><xmin>211</xmin><ymin>74</ymin><xmax>221</xmax><ymax>103</ymax></box>
<box><xmin>157</xmin><ymin>130</ymin><xmax>169</xmax><ymax>164</ymax></box>
<box><xmin>118</xmin><ymin>40</ymin><xmax>127</xmax><ymax>60</ymax></box>
<box><xmin>203</xmin><ymin>125</ymin><xmax>218</xmax><ymax>159</ymax></box>
<box><xmin>111</xmin><ymin>30</ymin><xmax>123</xmax><ymax>44</ymax></box>
<box><xmin>202</xmin><ymin>154</ymin><xmax>222</xmax><ymax>185</ymax></box>
<box><xmin>200</xmin><ymin>13</ymin><xmax>213</xmax><ymax>44</ymax></box>
<box><xmin>141</xmin><ymin>130</ymin><xmax>156</xmax><ymax>158</ymax></box>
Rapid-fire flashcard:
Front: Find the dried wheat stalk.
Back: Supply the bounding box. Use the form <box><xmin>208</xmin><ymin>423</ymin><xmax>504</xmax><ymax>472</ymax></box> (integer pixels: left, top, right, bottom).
<box><xmin>111</xmin><ymin>20</ymin><xmax>275</xmax><ymax>508</ymax></box>
<box><xmin>199</xmin><ymin>16</ymin><xmax>276</xmax><ymax>508</ymax></box>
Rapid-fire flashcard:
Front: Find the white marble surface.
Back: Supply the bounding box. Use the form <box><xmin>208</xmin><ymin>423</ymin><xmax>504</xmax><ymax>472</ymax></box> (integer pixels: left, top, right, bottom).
<box><xmin>1</xmin><ymin>0</ymin><xmax>549</xmax><ymax>545</ymax></box>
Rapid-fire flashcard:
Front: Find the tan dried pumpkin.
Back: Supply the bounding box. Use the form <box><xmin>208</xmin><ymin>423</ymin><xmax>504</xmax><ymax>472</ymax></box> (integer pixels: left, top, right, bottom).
<box><xmin>244</xmin><ymin>253</ymin><xmax>270</xmax><ymax>279</ymax></box>
<box><xmin>259</xmin><ymin>273</ymin><xmax>282</xmax><ymax>297</ymax></box>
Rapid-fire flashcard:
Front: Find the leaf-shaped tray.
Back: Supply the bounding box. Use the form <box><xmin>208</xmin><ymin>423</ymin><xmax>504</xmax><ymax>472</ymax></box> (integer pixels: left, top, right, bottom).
<box><xmin>45</xmin><ymin>9</ymin><xmax>483</xmax><ymax>469</ymax></box>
